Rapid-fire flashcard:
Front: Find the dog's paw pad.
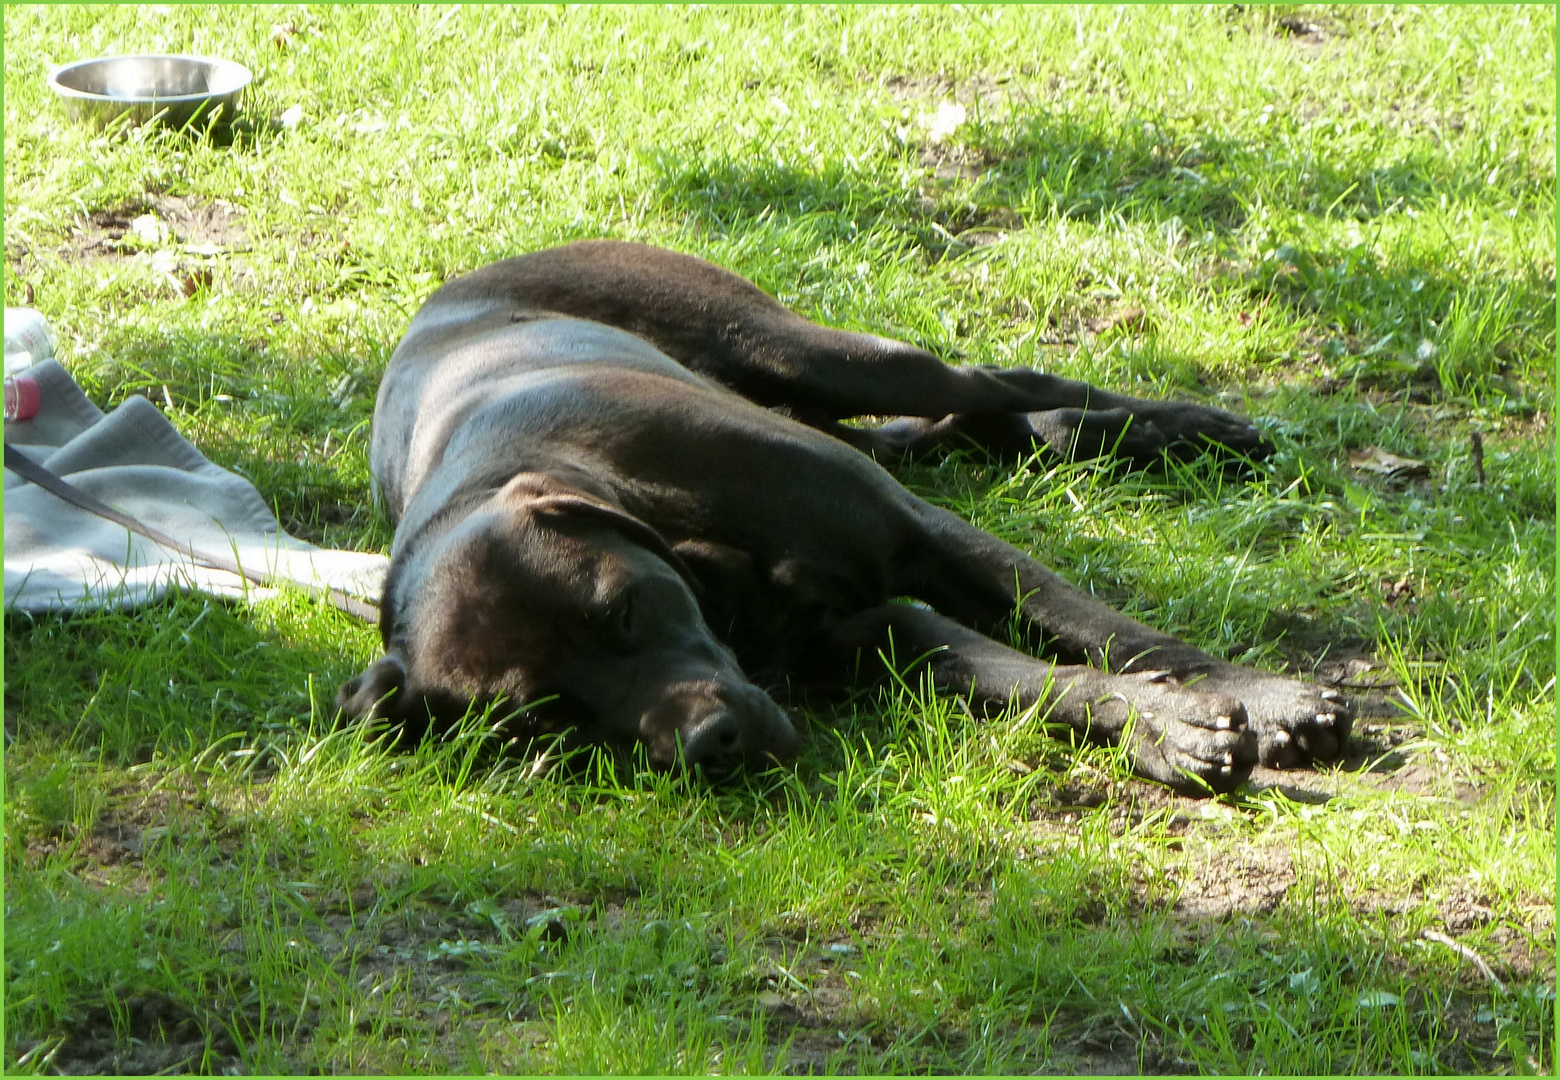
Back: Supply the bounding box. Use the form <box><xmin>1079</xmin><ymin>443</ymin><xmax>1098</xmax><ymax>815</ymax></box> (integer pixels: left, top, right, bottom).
<box><xmin>1241</xmin><ymin>681</ymin><xmax>1352</xmax><ymax>767</ymax></box>
<box><xmin>1131</xmin><ymin>697</ymin><xmax>1258</xmax><ymax>795</ymax></box>
<box><xmin>1178</xmin><ymin>667</ymin><xmax>1354</xmax><ymax>770</ymax></box>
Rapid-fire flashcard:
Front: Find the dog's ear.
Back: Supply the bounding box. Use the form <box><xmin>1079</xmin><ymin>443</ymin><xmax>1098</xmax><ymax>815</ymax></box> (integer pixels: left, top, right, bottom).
<box><xmin>337</xmin><ymin>655</ymin><xmax>408</xmax><ymax>721</ymax></box>
<box><xmin>501</xmin><ymin>473</ymin><xmax>701</xmax><ymax>593</ymax></box>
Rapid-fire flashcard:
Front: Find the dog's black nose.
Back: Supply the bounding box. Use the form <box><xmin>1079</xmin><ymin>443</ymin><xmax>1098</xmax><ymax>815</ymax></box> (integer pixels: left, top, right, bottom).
<box><xmin>680</xmin><ymin>709</ymin><xmax>748</xmax><ymax>777</ymax></box>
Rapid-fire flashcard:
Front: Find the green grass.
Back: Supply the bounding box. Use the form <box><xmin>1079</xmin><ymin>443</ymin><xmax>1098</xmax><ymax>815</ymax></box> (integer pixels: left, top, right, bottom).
<box><xmin>4</xmin><ymin>5</ymin><xmax>1554</xmax><ymax>1074</ymax></box>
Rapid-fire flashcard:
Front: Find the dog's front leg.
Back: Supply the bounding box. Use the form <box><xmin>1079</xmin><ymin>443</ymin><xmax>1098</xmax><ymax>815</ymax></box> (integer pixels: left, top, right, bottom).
<box><xmin>900</xmin><ymin>503</ymin><xmax>1353</xmax><ymax>770</ymax></box>
<box><xmin>828</xmin><ymin>602</ymin><xmax>1257</xmax><ymax>794</ymax></box>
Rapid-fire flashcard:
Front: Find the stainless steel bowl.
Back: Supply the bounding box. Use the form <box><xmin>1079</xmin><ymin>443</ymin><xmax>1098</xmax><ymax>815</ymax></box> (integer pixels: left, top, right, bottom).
<box><xmin>48</xmin><ymin>54</ymin><xmax>252</xmax><ymax>130</ymax></box>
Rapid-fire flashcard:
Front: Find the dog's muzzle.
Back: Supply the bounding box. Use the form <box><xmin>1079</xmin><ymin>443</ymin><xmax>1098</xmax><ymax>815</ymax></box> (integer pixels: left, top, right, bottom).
<box><xmin>645</xmin><ymin>680</ymin><xmax>799</xmax><ymax>779</ymax></box>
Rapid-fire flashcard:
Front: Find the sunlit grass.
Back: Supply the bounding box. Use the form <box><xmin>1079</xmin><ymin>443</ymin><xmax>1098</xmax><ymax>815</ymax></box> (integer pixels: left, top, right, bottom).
<box><xmin>5</xmin><ymin>4</ymin><xmax>1553</xmax><ymax>1074</ymax></box>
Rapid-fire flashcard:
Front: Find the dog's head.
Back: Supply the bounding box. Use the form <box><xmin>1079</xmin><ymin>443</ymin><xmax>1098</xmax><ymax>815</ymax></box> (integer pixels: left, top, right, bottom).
<box><xmin>337</xmin><ymin>473</ymin><xmax>799</xmax><ymax>778</ymax></box>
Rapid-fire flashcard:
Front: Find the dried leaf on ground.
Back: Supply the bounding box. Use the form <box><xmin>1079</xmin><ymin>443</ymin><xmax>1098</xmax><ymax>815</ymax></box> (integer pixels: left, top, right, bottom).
<box><xmin>1349</xmin><ymin>446</ymin><xmax>1430</xmax><ymax>480</ymax></box>
<box><xmin>1086</xmin><ymin>306</ymin><xmax>1146</xmax><ymax>335</ymax></box>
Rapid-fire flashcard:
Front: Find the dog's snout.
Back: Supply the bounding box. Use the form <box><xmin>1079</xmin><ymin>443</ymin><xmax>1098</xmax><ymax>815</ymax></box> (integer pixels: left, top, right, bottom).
<box><xmin>674</xmin><ymin>687</ymin><xmax>799</xmax><ymax>779</ymax></box>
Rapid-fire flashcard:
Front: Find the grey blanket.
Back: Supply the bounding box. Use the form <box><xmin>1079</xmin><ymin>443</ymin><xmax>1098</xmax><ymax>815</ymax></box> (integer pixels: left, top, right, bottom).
<box><xmin>4</xmin><ymin>360</ymin><xmax>387</xmax><ymax>614</ymax></box>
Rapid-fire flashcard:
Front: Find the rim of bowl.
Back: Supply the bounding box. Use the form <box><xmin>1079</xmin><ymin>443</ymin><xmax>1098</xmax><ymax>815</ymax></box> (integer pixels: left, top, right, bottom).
<box><xmin>47</xmin><ymin>54</ymin><xmax>253</xmax><ymax>104</ymax></box>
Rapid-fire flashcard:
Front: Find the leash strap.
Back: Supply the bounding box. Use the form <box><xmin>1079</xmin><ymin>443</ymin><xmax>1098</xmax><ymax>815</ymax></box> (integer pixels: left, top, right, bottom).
<box><xmin>4</xmin><ymin>442</ymin><xmax>380</xmax><ymax>623</ymax></box>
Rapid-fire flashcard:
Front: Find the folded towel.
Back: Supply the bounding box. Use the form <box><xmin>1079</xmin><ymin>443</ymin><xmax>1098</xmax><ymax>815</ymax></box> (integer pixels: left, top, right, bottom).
<box><xmin>4</xmin><ymin>359</ymin><xmax>388</xmax><ymax>614</ymax></box>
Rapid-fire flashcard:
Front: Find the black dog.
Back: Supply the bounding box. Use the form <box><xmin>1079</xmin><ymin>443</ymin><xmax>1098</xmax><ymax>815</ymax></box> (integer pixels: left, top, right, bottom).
<box><xmin>338</xmin><ymin>241</ymin><xmax>1350</xmax><ymax>794</ymax></box>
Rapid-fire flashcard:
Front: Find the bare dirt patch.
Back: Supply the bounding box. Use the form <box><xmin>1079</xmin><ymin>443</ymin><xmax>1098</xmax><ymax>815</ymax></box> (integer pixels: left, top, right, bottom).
<box><xmin>882</xmin><ymin>72</ymin><xmax>1019</xmax><ymax>117</ymax></box>
<box><xmin>1367</xmin><ymin>761</ymin><xmax>1482</xmax><ymax>802</ymax></box>
<box><xmin>1169</xmin><ymin>839</ymin><xmax>1296</xmax><ymax>920</ymax></box>
<box><xmin>24</xmin><ymin>993</ymin><xmax>241</xmax><ymax>1077</ymax></box>
<box><xmin>1270</xmin><ymin>11</ymin><xmax>1346</xmax><ymax>50</ymax></box>
<box><xmin>60</xmin><ymin>194</ymin><xmax>248</xmax><ymax>264</ymax></box>
<box><xmin>20</xmin><ymin>776</ymin><xmax>203</xmax><ymax>878</ymax></box>
<box><xmin>2</xmin><ymin>193</ymin><xmax>252</xmax><ymax>298</ymax></box>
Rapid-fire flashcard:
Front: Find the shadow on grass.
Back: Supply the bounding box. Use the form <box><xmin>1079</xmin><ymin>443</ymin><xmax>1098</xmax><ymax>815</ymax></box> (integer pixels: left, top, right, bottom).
<box><xmin>649</xmin><ymin>106</ymin><xmax>1554</xmax><ymax>394</ymax></box>
<box><xmin>965</xmin><ymin>107</ymin><xmax>1547</xmax><ymax>224</ymax></box>
<box><xmin>7</xmin><ymin>592</ymin><xmax>1549</xmax><ymax>1073</ymax></box>
<box><xmin>2</xmin><ymin>591</ymin><xmax>368</xmax><ymax>765</ymax></box>
<box><xmin>43</xmin><ymin>321</ymin><xmax>391</xmax><ymax>550</ymax></box>
<box><xmin>655</xmin><ymin>95</ymin><xmax>1543</xmax><ymax>236</ymax></box>
<box><xmin>9</xmin><ymin>719</ymin><xmax>1540</xmax><ymax>1075</ymax></box>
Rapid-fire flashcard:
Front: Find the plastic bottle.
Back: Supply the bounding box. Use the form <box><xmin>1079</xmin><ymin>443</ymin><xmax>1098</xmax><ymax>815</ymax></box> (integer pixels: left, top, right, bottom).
<box><xmin>5</xmin><ymin>307</ymin><xmax>56</xmax><ymax>376</ymax></box>
<box><xmin>5</xmin><ymin>374</ymin><xmax>40</xmax><ymax>421</ymax></box>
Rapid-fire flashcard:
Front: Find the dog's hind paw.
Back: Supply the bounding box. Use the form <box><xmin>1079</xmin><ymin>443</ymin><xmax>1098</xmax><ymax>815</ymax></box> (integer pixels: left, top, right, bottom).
<box><xmin>1156</xmin><ymin>402</ymin><xmax>1274</xmax><ymax>461</ymax></box>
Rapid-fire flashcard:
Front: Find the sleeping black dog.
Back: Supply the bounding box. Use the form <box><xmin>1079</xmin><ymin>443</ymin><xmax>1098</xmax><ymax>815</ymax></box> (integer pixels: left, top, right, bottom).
<box><xmin>338</xmin><ymin>241</ymin><xmax>1350</xmax><ymax>794</ymax></box>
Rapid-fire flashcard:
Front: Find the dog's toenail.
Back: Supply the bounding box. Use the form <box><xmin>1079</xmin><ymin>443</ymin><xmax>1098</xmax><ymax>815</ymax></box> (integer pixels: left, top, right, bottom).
<box><xmin>1316</xmin><ymin>712</ymin><xmax>1335</xmax><ymax>724</ymax></box>
<box><xmin>1214</xmin><ymin>714</ymin><xmax>1233</xmax><ymax>729</ymax></box>
<box><xmin>1273</xmin><ymin>730</ymin><xmax>1290</xmax><ymax>745</ymax></box>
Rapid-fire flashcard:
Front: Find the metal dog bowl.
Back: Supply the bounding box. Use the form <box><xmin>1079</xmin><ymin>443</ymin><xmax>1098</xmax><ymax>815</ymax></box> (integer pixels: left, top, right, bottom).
<box><xmin>49</xmin><ymin>54</ymin><xmax>251</xmax><ymax>130</ymax></box>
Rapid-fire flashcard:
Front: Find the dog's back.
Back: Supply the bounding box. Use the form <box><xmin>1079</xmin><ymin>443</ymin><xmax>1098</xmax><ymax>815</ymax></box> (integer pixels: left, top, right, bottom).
<box><xmin>373</xmin><ymin>308</ymin><xmax>727</xmax><ymax>522</ymax></box>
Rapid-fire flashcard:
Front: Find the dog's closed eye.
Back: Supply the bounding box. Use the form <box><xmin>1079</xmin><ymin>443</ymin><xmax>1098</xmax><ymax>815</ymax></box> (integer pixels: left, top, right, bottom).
<box><xmin>590</xmin><ymin>592</ymin><xmax>639</xmax><ymax>650</ymax></box>
<box><xmin>613</xmin><ymin>592</ymin><xmax>638</xmax><ymax>642</ymax></box>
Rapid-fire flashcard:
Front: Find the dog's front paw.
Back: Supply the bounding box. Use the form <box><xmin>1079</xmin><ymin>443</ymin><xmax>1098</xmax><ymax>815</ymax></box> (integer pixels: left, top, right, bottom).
<box><xmin>337</xmin><ymin>655</ymin><xmax>408</xmax><ymax>720</ymax></box>
<box><xmin>1196</xmin><ymin>669</ymin><xmax>1353</xmax><ymax>768</ymax></box>
<box><xmin>1074</xmin><ymin>670</ymin><xmax>1259</xmax><ymax>794</ymax></box>
<box><xmin>1127</xmin><ymin>694</ymin><xmax>1259</xmax><ymax>795</ymax></box>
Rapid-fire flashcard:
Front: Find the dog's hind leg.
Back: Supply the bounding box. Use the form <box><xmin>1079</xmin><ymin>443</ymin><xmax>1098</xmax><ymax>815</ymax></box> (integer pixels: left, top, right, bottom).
<box><xmin>821</xmin><ymin>407</ymin><xmax>1184</xmax><ymax>466</ymax></box>
<box><xmin>728</xmin><ymin>323</ymin><xmax>1269</xmax><ymax>462</ymax></box>
<box><xmin>723</xmin><ymin>320</ymin><xmax>1271</xmax><ymax>464</ymax></box>
<box><xmin>449</xmin><ymin>242</ymin><xmax>1270</xmax><ymax>459</ymax></box>
<box><xmin>826</xmin><ymin>602</ymin><xmax>1257</xmax><ymax>794</ymax></box>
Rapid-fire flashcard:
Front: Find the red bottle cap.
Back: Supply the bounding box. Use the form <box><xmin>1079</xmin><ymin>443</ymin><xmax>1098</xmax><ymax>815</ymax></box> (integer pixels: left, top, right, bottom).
<box><xmin>5</xmin><ymin>374</ymin><xmax>41</xmax><ymax>422</ymax></box>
